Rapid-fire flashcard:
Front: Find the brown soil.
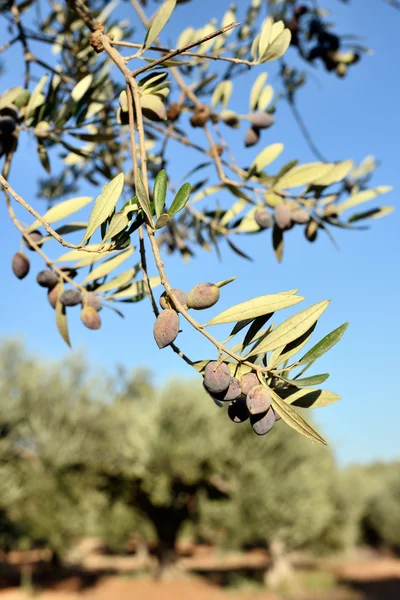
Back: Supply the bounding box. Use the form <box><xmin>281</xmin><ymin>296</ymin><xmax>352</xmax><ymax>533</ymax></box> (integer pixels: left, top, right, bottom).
<box><xmin>0</xmin><ymin>554</ymin><xmax>399</xmax><ymax>600</ymax></box>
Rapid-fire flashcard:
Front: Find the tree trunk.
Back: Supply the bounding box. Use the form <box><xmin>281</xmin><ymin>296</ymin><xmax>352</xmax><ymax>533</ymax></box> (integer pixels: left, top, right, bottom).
<box><xmin>152</xmin><ymin>517</ymin><xmax>182</xmax><ymax>580</ymax></box>
<box><xmin>264</xmin><ymin>539</ymin><xmax>296</xmax><ymax>591</ymax></box>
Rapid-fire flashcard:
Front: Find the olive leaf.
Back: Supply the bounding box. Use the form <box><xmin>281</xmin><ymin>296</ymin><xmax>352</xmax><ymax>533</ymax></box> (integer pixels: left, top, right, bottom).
<box><xmin>251</xmin><ymin>143</ymin><xmax>284</xmax><ymax>172</ymax></box>
<box><xmin>102</xmin><ymin>205</ymin><xmax>137</xmax><ymax>244</ymax></box>
<box><xmin>135</xmin><ymin>169</ymin><xmax>154</xmax><ymax>227</ymax></box>
<box><xmin>270</xmin><ymin>387</ymin><xmax>327</xmax><ymax>445</ymax></box>
<box><xmin>81</xmin><ymin>173</ymin><xmax>125</xmax><ymax>244</ymax></box>
<box><xmin>153</xmin><ymin>170</ymin><xmax>167</xmax><ymax>218</ymax></box>
<box><xmin>298</xmin><ymin>322</ymin><xmax>349</xmax><ymax>365</ymax></box>
<box><xmin>94</xmin><ymin>266</ymin><xmax>140</xmax><ymax>294</ymax></box>
<box><xmin>246</xmin><ymin>300</ymin><xmax>330</xmax><ymax>356</ymax></box>
<box><xmin>168</xmin><ymin>182</ymin><xmax>191</xmax><ymax>218</ymax></box>
<box><xmin>143</xmin><ymin>0</ymin><xmax>177</xmax><ymax>50</ymax></box>
<box><xmin>285</xmin><ymin>373</ymin><xmax>330</xmax><ymax>387</ymax></box>
<box><xmin>336</xmin><ymin>186</ymin><xmax>392</xmax><ymax>214</ymax></box>
<box><xmin>28</xmin><ymin>196</ymin><xmax>93</xmax><ymax>231</ymax></box>
<box><xmin>81</xmin><ymin>247</ymin><xmax>135</xmax><ymax>284</ymax></box>
<box><xmin>205</xmin><ymin>292</ymin><xmax>304</xmax><ymax>326</ymax></box>
<box><xmin>71</xmin><ymin>74</ymin><xmax>93</xmax><ymax>102</ymax></box>
<box><xmin>281</xmin><ymin>387</ymin><xmax>341</xmax><ymax>409</ymax></box>
<box><xmin>55</xmin><ymin>283</ymin><xmax>71</xmax><ymax>348</ymax></box>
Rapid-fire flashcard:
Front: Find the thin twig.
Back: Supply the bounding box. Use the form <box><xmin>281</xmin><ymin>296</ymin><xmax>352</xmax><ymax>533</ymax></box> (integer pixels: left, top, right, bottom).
<box><xmin>0</xmin><ymin>175</ymin><xmax>112</xmax><ymax>253</ymax></box>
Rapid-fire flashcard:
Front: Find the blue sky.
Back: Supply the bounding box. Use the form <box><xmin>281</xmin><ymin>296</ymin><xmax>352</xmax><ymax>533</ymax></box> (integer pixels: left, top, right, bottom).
<box><xmin>0</xmin><ymin>0</ymin><xmax>399</xmax><ymax>466</ymax></box>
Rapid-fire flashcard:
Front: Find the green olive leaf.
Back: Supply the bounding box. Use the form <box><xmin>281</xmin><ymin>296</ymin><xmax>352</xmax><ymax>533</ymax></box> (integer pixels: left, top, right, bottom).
<box><xmin>168</xmin><ymin>182</ymin><xmax>191</xmax><ymax>218</ymax></box>
<box><xmin>246</xmin><ymin>300</ymin><xmax>330</xmax><ymax>356</ymax></box>
<box><xmin>135</xmin><ymin>169</ymin><xmax>154</xmax><ymax>227</ymax></box>
<box><xmin>82</xmin><ymin>247</ymin><xmax>134</xmax><ymax>284</ymax></box>
<box><xmin>153</xmin><ymin>170</ymin><xmax>167</xmax><ymax>218</ymax></box>
<box><xmin>205</xmin><ymin>292</ymin><xmax>304</xmax><ymax>326</ymax></box>
<box><xmin>81</xmin><ymin>173</ymin><xmax>125</xmax><ymax>244</ymax></box>
<box><xmin>298</xmin><ymin>322</ymin><xmax>349</xmax><ymax>365</ymax></box>
<box><xmin>55</xmin><ymin>283</ymin><xmax>71</xmax><ymax>348</ymax></box>
<box><xmin>28</xmin><ymin>196</ymin><xmax>93</xmax><ymax>231</ymax></box>
<box><xmin>71</xmin><ymin>74</ymin><xmax>93</xmax><ymax>102</ymax></box>
<box><xmin>269</xmin><ymin>387</ymin><xmax>327</xmax><ymax>445</ymax></box>
<box><xmin>143</xmin><ymin>0</ymin><xmax>177</xmax><ymax>50</ymax></box>
<box><xmin>280</xmin><ymin>387</ymin><xmax>341</xmax><ymax>409</ymax></box>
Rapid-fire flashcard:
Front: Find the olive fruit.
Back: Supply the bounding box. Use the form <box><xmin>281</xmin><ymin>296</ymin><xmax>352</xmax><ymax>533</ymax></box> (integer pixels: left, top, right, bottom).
<box><xmin>36</xmin><ymin>270</ymin><xmax>58</xmax><ymax>289</ymax></box>
<box><xmin>187</xmin><ymin>282</ymin><xmax>220</xmax><ymax>310</ymax></box>
<box><xmin>244</xmin><ymin>127</ymin><xmax>260</xmax><ymax>148</ymax></box>
<box><xmin>249</xmin><ymin>112</ymin><xmax>274</xmax><ymax>129</ymax></box>
<box><xmin>153</xmin><ymin>309</ymin><xmax>179</xmax><ymax>349</ymax></box>
<box><xmin>291</xmin><ymin>208</ymin><xmax>310</xmax><ymax>224</ymax></box>
<box><xmin>48</xmin><ymin>284</ymin><xmax>62</xmax><ymax>309</ymax></box>
<box><xmin>81</xmin><ymin>306</ymin><xmax>101</xmax><ymax>330</ymax></box>
<box><xmin>12</xmin><ymin>252</ymin><xmax>30</xmax><ymax>279</ymax></box>
<box><xmin>84</xmin><ymin>293</ymin><xmax>102</xmax><ymax>312</ymax></box>
<box><xmin>228</xmin><ymin>397</ymin><xmax>250</xmax><ymax>424</ymax></box>
<box><xmin>251</xmin><ymin>408</ymin><xmax>276</xmax><ymax>436</ymax></box>
<box><xmin>246</xmin><ymin>385</ymin><xmax>272</xmax><ymax>415</ymax></box>
<box><xmin>274</xmin><ymin>204</ymin><xmax>292</xmax><ymax>230</ymax></box>
<box><xmin>203</xmin><ymin>361</ymin><xmax>231</xmax><ymax>394</ymax></box>
<box><xmin>239</xmin><ymin>372</ymin><xmax>259</xmax><ymax>395</ymax></box>
<box><xmin>254</xmin><ymin>208</ymin><xmax>273</xmax><ymax>230</ymax></box>
<box><xmin>159</xmin><ymin>288</ymin><xmax>187</xmax><ymax>311</ymax></box>
<box><xmin>59</xmin><ymin>289</ymin><xmax>82</xmax><ymax>307</ymax></box>
<box><xmin>26</xmin><ymin>230</ymin><xmax>43</xmax><ymax>251</ymax></box>
<box><xmin>212</xmin><ymin>377</ymin><xmax>241</xmax><ymax>402</ymax></box>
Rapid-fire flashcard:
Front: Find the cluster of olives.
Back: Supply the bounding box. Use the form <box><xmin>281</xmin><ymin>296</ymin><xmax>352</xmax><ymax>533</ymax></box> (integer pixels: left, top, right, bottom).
<box><xmin>203</xmin><ymin>363</ymin><xmax>281</xmax><ymax>436</ymax></box>
<box><xmin>254</xmin><ymin>203</ymin><xmax>317</xmax><ymax>241</ymax></box>
<box><xmin>11</xmin><ymin>234</ymin><xmax>102</xmax><ymax>330</ymax></box>
<box><xmin>244</xmin><ymin>112</ymin><xmax>275</xmax><ymax>148</ymax></box>
<box><xmin>153</xmin><ymin>282</ymin><xmax>220</xmax><ymax>349</ymax></box>
<box><xmin>0</xmin><ymin>105</ymin><xmax>19</xmax><ymax>158</ymax></box>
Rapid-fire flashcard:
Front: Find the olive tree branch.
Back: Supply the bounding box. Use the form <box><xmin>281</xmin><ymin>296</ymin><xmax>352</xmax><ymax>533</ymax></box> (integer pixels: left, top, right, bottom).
<box><xmin>0</xmin><ymin>174</ymin><xmax>113</xmax><ymax>253</ymax></box>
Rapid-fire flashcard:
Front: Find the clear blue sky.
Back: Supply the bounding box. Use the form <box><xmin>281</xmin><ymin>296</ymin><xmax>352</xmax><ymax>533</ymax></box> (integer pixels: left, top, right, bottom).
<box><xmin>0</xmin><ymin>0</ymin><xmax>399</xmax><ymax>466</ymax></box>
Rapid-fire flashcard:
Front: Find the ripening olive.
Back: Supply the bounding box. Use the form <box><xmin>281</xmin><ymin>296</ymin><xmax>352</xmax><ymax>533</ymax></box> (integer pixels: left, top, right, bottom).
<box><xmin>153</xmin><ymin>309</ymin><xmax>179</xmax><ymax>349</ymax></box>
<box><xmin>203</xmin><ymin>361</ymin><xmax>231</xmax><ymax>395</ymax></box>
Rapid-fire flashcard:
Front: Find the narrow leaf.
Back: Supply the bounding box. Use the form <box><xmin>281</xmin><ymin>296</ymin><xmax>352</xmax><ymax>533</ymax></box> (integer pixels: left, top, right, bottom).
<box><xmin>251</xmin><ymin>143</ymin><xmax>284</xmax><ymax>172</ymax></box>
<box><xmin>275</xmin><ymin>162</ymin><xmax>333</xmax><ymax>190</ymax></box>
<box><xmin>144</xmin><ymin>0</ymin><xmax>177</xmax><ymax>49</ymax></box>
<box><xmin>102</xmin><ymin>205</ymin><xmax>137</xmax><ymax>244</ymax></box>
<box><xmin>94</xmin><ymin>266</ymin><xmax>140</xmax><ymax>294</ymax></box>
<box><xmin>299</xmin><ymin>322</ymin><xmax>349</xmax><ymax>365</ymax></box>
<box><xmin>82</xmin><ymin>247</ymin><xmax>134</xmax><ymax>284</ymax></box>
<box><xmin>289</xmin><ymin>373</ymin><xmax>330</xmax><ymax>387</ymax></box>
<box><xmin>71</xmin><ymin>74</ymin><xmax>93</xmax><ymax>102</ymax></box>
<box><xmin>168</xmin><ymin>182</ymin><xmax>191</xmax><ymax>217</ymax></box>
<box><xmin>55</xmin><ymin>284</ymin><xmax>71</xmax><ymax>348</ymax></box>
<box><xmin>107</xmin><ymin>276</ymin><xmax>161</xmax><ymax>299</ymax></box>
<box><xmin>268</xmin><ymin>323</ymin><xmax>317</xmax><ymax>368</ymax></box>
<box><xmin>215</xmin><ymin>276</ymin><xmax>236</xmax><ymax>288</ymax></box>
<box><xmin>28</xmin><ymin>196</ymin><xmax>92</xmax><ymax>231</ymax></box>
<box><xmin>81</xmin><ymin>173</ymin><xmax>125</xmax><ymax>244</ymax></box>
<box><xmin>247</xmin><ymin>300</ymin><xmax>330</xmax><ymax>356</ymax></box>
<box><xmin>135</xmin><ymin>169</ymin><xmax>154</xmax><ymax>227</ymax></box>
<box><xmin>206</xmin><ymin>293</ymin><xmax>304</xmax><ymax>326</ymax></box>
<box><xmin>270</xmin><ymin>388</ymin><xmax>327</xmax><ymax>444</ymax></box>
<box><xmin>281</xmin><ymin>387</ymin><xmax>341</xmax><ymax>409</ymax></box>
<box><xmin>249</xmin><ymin>72</ymin><xmax>267</xmax><ymax>112</ymax></box>
<box><xmin>155</xmin><ymin>213</ymin><xmax>170</xmax><ymax>230</ymax></box>
<box><xmin>153</xmin><ymin>170</ymin><xmax>167</xmax><ymax>218</ymax></box>
<box><xmin>337</xmin><ymin>186</ymin><xmax>392</xmax><ymax>214</ymax></box>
